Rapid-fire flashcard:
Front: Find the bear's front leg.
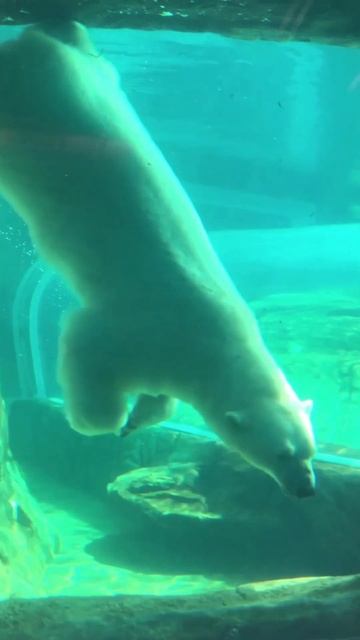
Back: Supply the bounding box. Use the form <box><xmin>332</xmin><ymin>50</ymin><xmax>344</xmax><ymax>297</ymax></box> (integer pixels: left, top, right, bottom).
<box><xmin>58</xmin><ymin>308</ymin><xmax>129</xmax><ymax>435</ymax></box>
<box><xmin>121</xmin><ymin>393</ymin><xmax>177</xmax><ymax>438</ymax></box>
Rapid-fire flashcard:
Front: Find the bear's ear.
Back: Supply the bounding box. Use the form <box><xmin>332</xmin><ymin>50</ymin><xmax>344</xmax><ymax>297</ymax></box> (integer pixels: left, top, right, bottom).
<box><xmin>225</xmin><ymin>411</ymin><xmax>247</xmax><ymax>429</ymax></box>
<box><xmin>301</xmin><ymin>399</ymin><xmax>313</xmax><ymax>416</ymax></box>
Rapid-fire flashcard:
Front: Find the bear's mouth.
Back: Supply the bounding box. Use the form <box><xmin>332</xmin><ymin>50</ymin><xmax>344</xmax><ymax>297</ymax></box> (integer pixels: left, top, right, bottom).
<box><xmin>293</xmin><ymin>484</ymin><xmax>316</xmax><ymax>499</ymax></box>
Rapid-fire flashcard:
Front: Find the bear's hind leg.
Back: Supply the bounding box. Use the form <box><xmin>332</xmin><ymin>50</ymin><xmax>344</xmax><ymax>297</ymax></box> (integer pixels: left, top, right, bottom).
<box><xmin>58</xmin><ymin>308</ymin><xmax>128</xmax><ymax>436</ymax></box>
<box><xmin>121</xmin><ymin>393</ymin><xmax>177</xmax><ymax>438</ymax></box>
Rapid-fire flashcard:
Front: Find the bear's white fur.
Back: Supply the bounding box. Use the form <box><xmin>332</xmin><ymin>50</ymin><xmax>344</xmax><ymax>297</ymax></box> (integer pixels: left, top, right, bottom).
<box><xmin>0</xmin><ymin>22</ymin><xmax>316</xmax><ymax>496</ymax></box>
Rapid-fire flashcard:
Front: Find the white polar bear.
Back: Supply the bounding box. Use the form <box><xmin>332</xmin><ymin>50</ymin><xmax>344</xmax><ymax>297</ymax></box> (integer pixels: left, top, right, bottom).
<box><xmin>0</xmin><ymin>22</ymin><xmax>316</xmax><ymax>497</ymax></box>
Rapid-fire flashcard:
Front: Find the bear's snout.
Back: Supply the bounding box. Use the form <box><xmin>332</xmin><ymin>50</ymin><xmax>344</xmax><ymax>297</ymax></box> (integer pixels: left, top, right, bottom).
<box><xmin>280</xmin><ymin>460</ymin><xmax>316</xmax><ymax>499</ymax></box>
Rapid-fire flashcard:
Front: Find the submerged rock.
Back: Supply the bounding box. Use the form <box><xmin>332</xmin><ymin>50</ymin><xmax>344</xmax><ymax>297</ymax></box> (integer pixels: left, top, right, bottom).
<box><xmin>9</xmin><ymin>395</ymin><xmax>360</xmax><ymax>583</ymax></box>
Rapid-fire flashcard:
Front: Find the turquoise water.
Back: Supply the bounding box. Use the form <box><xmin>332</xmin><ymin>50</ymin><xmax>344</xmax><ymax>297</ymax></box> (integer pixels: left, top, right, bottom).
<box><xmin>1</xmin><ymin>25</ymin><xmax>360</xmax><ymax>613</ymax></box>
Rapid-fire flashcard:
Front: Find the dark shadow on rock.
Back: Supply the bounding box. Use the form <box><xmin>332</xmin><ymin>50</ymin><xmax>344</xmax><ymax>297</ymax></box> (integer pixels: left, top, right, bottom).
<box><xmin>85</xmin><ymin>509</ymin><xmax>360</xmax><ymax>583</ymax></box>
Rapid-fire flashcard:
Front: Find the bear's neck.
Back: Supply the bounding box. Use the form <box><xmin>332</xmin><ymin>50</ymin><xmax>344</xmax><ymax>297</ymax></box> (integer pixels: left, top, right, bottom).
<box><xmin>179</xmin><ymin>321</ymin><xmax>288</xmax><ymax>431</ymax></box>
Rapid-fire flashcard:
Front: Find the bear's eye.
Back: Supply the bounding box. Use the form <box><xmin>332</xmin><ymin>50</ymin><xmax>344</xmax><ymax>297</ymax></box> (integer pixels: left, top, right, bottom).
<box><xmin>277</xmin><ymin>448</ymin><xmax>294</xmax><ymax>461</ymax></box>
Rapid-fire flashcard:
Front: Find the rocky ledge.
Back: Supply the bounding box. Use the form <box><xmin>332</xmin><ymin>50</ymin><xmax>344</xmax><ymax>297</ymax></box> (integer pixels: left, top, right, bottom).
<box><xmin>0</xmin><ymin>0</ymin><xmax>359</xmax><ymax>47</ymax></box>
<box><xmin>0</xmin><ymin>573</ymin><xmax>359</xmax><ymax>639</ymax></box>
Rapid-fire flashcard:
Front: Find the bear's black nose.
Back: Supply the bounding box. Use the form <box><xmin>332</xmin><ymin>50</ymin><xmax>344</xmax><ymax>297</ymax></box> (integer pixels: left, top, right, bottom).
<box><xmin>296</xmin><ymin>484</ymin><xmax>316</xmax><ymax>499</ymax></box>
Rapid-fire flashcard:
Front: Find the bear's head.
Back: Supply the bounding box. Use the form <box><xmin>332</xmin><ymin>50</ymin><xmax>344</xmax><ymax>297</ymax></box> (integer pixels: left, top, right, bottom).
<box><xmin>223</xmin><ymin>397</ymin><xmax>316</xmax><ymax>498</ymax></box>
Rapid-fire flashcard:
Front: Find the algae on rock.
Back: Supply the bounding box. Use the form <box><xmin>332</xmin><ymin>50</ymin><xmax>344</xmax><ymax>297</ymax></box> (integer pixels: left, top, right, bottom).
<box><xmin>0</xmin><ymin>394</ymin><xmax>56</xmax><ymax>597</ymax></box>
<box><xmin>108</xmin><ymin>462</ymin><xmax>220</xmax><ymax>520</ymax></box>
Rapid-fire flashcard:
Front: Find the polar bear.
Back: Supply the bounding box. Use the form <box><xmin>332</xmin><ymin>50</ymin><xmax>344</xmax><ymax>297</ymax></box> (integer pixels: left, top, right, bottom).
<box><xmin>0</xmin><ymin>22</ymin><xmax>316</xmax><ymax>497</ymax></box>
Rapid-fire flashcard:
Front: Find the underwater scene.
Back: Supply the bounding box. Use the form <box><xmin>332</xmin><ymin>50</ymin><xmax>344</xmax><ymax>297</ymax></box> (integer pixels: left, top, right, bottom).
<box><xmin>0</xmin><ymin>12</ymin><xmax>360</xmax><ymax>640</ymax></box>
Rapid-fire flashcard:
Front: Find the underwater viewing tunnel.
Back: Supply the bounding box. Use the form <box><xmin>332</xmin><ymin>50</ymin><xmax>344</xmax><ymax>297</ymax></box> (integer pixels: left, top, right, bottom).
<box><xmin>0</xmin><ymin>1</ymin><xmax>360</xmax><ymax>638</ymax></box>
